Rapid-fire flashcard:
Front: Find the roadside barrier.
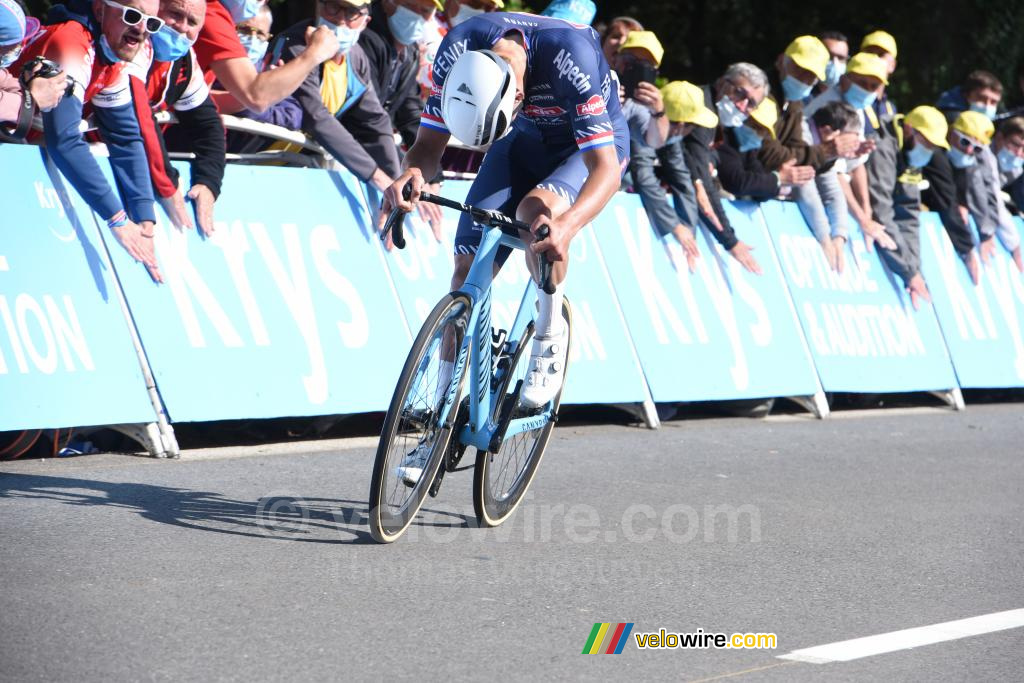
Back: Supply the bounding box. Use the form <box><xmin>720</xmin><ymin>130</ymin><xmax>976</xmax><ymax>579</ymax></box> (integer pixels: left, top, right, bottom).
<box><xmin>4</xmin><ymin>145</ymin><xmax>1022</xmax><ymax>455</ymax></box>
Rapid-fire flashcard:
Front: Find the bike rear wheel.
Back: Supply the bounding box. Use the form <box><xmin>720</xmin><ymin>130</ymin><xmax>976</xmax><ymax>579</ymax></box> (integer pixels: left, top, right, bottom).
<box><xmin>473</xmin><ymin>299</ymin><xmax>572</xmax><ymax>528</ymax></box>
<box><xmin>369</xmin><ymin>293</ymin><xmax>471</xmax><ymax>543</ymax></box>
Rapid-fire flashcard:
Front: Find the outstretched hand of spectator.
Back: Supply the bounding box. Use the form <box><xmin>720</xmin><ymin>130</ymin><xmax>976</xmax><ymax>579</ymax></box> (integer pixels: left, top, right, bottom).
<box><xmin>965</xmin><ymin>249</ymin><xmax>980</xmax><ymax>285</ymax></box>
<box><xmin>979</xmin><ymin>237</ymin><xmax>996</xmax><ymax>264</ymax></box>
<box><xmin>832</xmin><ymin>236</ymin><xmax>846</xmax><ymax>274</ymax></box>
<box><xmin>112</xmin><ymin>220</ymin><xmax>163</xmax><ymax>283</ymax></box>
<box><xmin>854</xmin><ymin>137</ymin><xmax>876</xmax><ymax>158</ymax></box>
<box><xmin>188</xmin><ymin>184</ymin><xmax>216</xmax><ymax>237</ymax></box>
<box><xmin>861</xmin><ymin>219</ymin><xmax>897</xmax><ymax>252</ymax></box>
<box><xmin>906</xmin><ymin>273</ymin><xmax>930</xmax><ymax>310</ymax></box>
<box><xmin>1012</xmin><ymin>245</ymin><xmax>1023</xmax><ymax>272</ymax></box>
<box><xmin>305</xmin><ymin>24</ymin><xmax>341</xmax><ymax>64</ymax></box>
<box><xmin>159</xmin><ymin>189</ymin><xmax>194</xmax><ymax>231</ymax></box>
<box><xmin>823</xmin><ymin>132</ymin><xmax>860</xmax><ymax>159</ymax></box>
<box><xmin>693</xmin><ymin>181</ymin><xmax>724</xmax><ymax>232</ymax></box>
<box><xmin>729</xmin><ymin>241</ymin><xmax>762</xmax><ymax>275</ymax></box>
<box><xmin>672</xmin><ymin>224</ymin><xmax>700</xmax><ymax>273</ymax></box>
<box><xmin>819</xmin><ymin>237</ymin><xmax>838</xmax><ymax>272</ymax></box>
<box><xmin>777</xmin><ymin>159</ymin><xmax>815</xmax><ymax>186</ymax></box>
<box><xmin>418</xmin><ymin>182</ymin><xmax>444</xmax><ymax>242</ymax></box>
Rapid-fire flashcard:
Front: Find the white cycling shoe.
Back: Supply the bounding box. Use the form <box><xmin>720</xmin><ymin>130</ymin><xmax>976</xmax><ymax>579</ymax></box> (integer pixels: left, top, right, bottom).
<box><xmin>519</xmin><ymin>325</ymin><xmax>568</xmax><ymax>410</ymax></box>
<box><xmin>396</xmin><ymin>444</ymin><xmax>429</xmax><ymax>487</ymax></box>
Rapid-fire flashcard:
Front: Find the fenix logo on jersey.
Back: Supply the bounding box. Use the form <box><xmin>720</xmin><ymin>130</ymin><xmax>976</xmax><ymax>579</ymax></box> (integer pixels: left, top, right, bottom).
<box><xmin>553</xmin><ymin>49</ymin><xmax>593</xmax><ymax>95</ymax></box>
<box><xmin>432</xmin><ymin>39</ymin><xmax>468</xmax><ymax>79</ymax></box>
<box><xmin>576</xmin><ymin>94</ymin><xmax>606</xmax><ymax>117</ymax></box>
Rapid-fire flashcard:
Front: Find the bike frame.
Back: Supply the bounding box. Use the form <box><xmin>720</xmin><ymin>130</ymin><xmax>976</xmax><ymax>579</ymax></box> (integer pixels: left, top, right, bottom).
<box><xmin>453</xmin><ymin>224</ymin><xmax>554</xmax><ymax>453</ymax></box>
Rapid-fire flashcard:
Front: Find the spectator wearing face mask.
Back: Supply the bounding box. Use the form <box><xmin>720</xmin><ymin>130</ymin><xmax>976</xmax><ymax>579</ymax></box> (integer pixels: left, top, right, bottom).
<box><xmin>540</xmin><ymin>0</ymin><xmax>596</xmax><ymax>25</ymax></box>
<box><xmin>684</xmin><ymin>62</ymin><xmax>773</xmax><ymax>275</ymax></box>
<box><xmin>197</xmin><ymin>0</ymin><xmax>340</xmax><ymax>115</ymax></box>
<box><xmin>859</xmin><ymin>30</ymin><xmax>898</xmax><ymax>131</ymax></box>
<box><xmin>600</xmin><ymin>15</ymin><xmax>641</xmax><ymax>66</ymax></box>
<box><xmin>439</xmin><ymin>0</ymin><xmax>502</xmax><ymax>31</ymax></box>
<box><xmin>718</xmin><ymin>96</ymin><xmax>815</xmax><ymax>201</ymax></box>
<box><xmin>872</xmin><ymin>105</ymin><xmax>951</xmax><ymax>308</ymax></box>
<box><xmin>615</xmin><ymin>32</ymin><xmax>700</xmax><ymax>271</ymax></box>
<box><xmin>991</xmin><ymin>117</ymin><xmax>1024</xmax><ymax>271</ymax></box>
<box><xmin>922</xmin><ymin>110</ymin><xmax>992</xmax><ymax>284</ymax></box>
<box><xmin>815</xmin><ymin>29</ymin><xmax>848</xmax><ymax>96</ymax></box>
<box><xmin>1</xmin><ymin>0</ymin><xmax>69</xmax><ymax>137</ymax></box>
<box><xmin>936</xmin><ymin>70</ymin><xmax>1003</xmax><ymax>123</ymax></box>
<box><xmin>129</xmin><ymin>0</ymin><xmax>226</xmax><ymax>237</ymax></box>
<box><xmin>235</xmin><ymin>1</ymin><xmax>272</xmax><ymax>70</ymax></box>
<box><xmin>264</xmin><ymin>0</ymin><xmax>400</xmax><ymax>192</ymax></box>
<box><xmin>11</xmin><ymin>0</ymin><xmax>164</xmax><ymax>279</ymax></box>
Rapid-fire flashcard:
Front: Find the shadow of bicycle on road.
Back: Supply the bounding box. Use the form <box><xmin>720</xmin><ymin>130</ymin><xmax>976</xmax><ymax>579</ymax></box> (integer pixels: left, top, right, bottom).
<box><xmin>0</xmin><ymin>472</ymin><xmax>474</xmax><ymax>545</ymax></box>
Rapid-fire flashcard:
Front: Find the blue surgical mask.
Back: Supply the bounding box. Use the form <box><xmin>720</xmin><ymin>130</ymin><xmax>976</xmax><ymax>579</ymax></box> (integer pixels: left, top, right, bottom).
<box><xmin>734</xmin><ymin>125</ymin><xmax>763</xmax><ymax>152</ymax></box>
<box><xmin>0</xmin><ymin>44</ymin><xmax>22</xmax><ymax>69</ymax></box>
<box><xmin>998</xmin><ymin>147</ymin><xmax>1024</xmax><ymax>173</ymax></box>
<box><xmin>716</xmin><ymin>96</ymin><xmax>747</xmax><ymax>128</ymax></box>
<box><xmin>843</xmin><ymin>82</ymin><xmax>877</xmax><ymax>110</ymax></box>
<box><xmin>151</xmin><ymin>24</ymin><xmax>195</xmax><ymax>62</ymax></box>
<box><xmin>238</xmin><ymin>33</ymin><xmax>268</xmax><ymax>66</ymax></box>
<box><xmin>664</xmin><ymin>134</ymin><xmax>683</xmax><ymax>146</ymax></box>
<box><xmin>969</xmin><ymin>101</ymin><xmax>997</xmax><ymax>121</ymax></box>
<box><xmin>948</xmin><ymin>146</ymin><xmax>976</xmax><ymax>169</ymax></box>
<box><xmin>99</xmin><ymin>35</ymin><xmax>122</xmax><ymax>63</ymax></box>
<box><xmin>221</xmin><ymin>0</ymin><xmax>261</xmax><ymax>24</ymax></box>
<box><xmin>782</xmin><ymin>74</ymin><xmax>814</xmax><ymax>102</ymax></box>
<box><xmin>317</xmin><ymin>17</ymin><xmax>360</xmax><ymax>55</ymax></box>
<box><xmin>388</xmin><ymin>4</ymin><xmax>426</xmax><ymax>45</ymax></box>
<box><xmin>450</xmin><ymin>4</ymin><xmax>485</xmax><ymax>26</ymax></box>
<box><xmin>825</xmin><ymin>58</ymin><xmax>845</xmax><ymax>88</ymax></box>
<box><xmin>906</xmin><ymin>141</ymin><xmax>933</xmax><ymax>168</ymax></box>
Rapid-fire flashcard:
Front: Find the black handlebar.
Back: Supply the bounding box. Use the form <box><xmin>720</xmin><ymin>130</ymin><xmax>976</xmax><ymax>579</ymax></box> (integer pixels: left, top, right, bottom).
<box><xmin>381</xmin><ymin>185</ymin><xmax>556</xmax><ymax>294</ymax></box>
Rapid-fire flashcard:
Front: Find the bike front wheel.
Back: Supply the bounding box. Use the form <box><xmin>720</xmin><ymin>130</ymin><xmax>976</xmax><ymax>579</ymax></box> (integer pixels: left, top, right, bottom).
<box><xmin>369</xmin><ymin>293</ymin><xmax>471</xmax><ymax>543</ymax></box>
<box><xmin>473</xmin><ymin>298</ymin><xmax>572</xmax><ymax>528</ymax></box>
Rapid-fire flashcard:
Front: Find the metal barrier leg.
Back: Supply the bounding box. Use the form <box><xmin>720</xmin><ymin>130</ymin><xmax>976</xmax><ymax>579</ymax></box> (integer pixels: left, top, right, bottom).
<box><xmin>931</xmin><ymin>387</ymin><xmax>966</xmax><ymax>411</ymax></box>
<box><xmin>789</xmin><ymin>390</ymin><xmax>831</xmax><ymax>419</ymax></box>
<box><xmin>108</xmin><ymin>423</ymin><xmax>176</xmax><ymax>458</ymax></box>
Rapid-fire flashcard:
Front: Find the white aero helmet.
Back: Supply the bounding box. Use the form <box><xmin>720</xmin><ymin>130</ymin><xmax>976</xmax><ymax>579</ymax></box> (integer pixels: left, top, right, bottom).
<box><xmin>441</xmin><ymin>49</ymin><xmax>517</xmax><ymax>150</ymax></box>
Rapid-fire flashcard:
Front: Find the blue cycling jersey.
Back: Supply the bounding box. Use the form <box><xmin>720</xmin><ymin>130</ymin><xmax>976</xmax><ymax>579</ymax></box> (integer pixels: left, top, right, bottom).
<box><xmin>421</xmin><ymin>12</ymin><xmax>626</xmax><ymax>152</ymax></box>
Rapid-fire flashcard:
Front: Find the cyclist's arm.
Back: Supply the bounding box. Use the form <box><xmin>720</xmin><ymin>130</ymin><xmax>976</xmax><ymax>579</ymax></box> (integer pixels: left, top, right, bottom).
<box><xmin>385</xmin><ymin>126</ymin><xmax>451</xmax><ymax>212</ymax></box>
<box><xmin>554</xmin><ymin>145</ymin><xmax>621</xmax><ymax>238</ymax></box>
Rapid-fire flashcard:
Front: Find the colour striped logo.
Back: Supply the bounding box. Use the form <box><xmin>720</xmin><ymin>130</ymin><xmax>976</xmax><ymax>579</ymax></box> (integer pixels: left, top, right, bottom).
<box><xmin>583</xmin><ymin>622</ymin><xmax>634</xmax><ymax>654</ymax></box>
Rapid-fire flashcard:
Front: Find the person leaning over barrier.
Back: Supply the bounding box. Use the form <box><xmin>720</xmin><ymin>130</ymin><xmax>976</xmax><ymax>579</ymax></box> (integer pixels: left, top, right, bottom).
<box><xmin>936</xmin><ymin>70</ymin><xmax>1003</xmax><ymax>123</ymax></box>
<box><xmin>684</xmin><ymin>62</ymin><xmax>771</xmax><ymax>275</ymax></box>
<box><xmin>197</xmin><ymin>0</ymin><xmax>340</xmax><ymax>115</ymax></box>
<box><xmin>11</xmin><ymin>0</ymin><xmax>164</xmax><ymax>279</ymax></box>
<box><xmin>128</xmin><ymin>0</ymin><xmax>226</xmax><ymax>237</ymax></box>
<box><xmin>616</xmin><ymin>31</ymin><xmax>701</xmax><ymax>272</ymax></box>
<box><xmin>871</xmin><ymin>105</ymin><xmax>951</xmax><ymax>309</ymax></box>
<box><xmin>266</xmin><ymin>0</ymin><xmax>401</xmax><ymax>194</ymax></box>
<box><xmin>969</xmin><ymin>113</ymin><xmax>1024</xmax><ymax>269</ymax></box>
<box><xmin>990</xmin><ymin>117</ymin><xmax>1024</xmax><ymax>271</ymax></box>
<box><xmin>0</xmin><ymin>0</ymin><xmax>69</xmax><ymax>137</ymax></box>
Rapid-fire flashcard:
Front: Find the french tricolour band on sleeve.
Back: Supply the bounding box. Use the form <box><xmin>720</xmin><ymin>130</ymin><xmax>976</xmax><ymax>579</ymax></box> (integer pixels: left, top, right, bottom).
<box><xmin>576</xmin><ymin>130</ymin><xmax>614</xmax><ymax>151</ymax></box>
<box><xmin>420</xmin><ymin>112</ymin><xmax>449</xmax><ymax>134</ymax></box>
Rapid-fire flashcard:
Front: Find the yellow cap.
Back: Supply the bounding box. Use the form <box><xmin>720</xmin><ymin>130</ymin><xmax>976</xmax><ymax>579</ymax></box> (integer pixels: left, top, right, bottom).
<box><xmin>847</xmin><ymin>52</ymin><xmax>889</xmax><ymax>86</ymax></box>
<box><xmin>784</xmin><ymin>35</ymin><xmax>829</xmax><ymax>82</ymax></box>
<box><xmin>661</xmin><ymin>81</ymin><xmax>718</xmax><ymax>128</ymax></box>
<box><xmin>905</xmin><ymin>106</ymin><xmax>950</xmax><ymax>149</ymax></box>
<box><xmin>861</xmin><ymin>30</ymin><xmax>897</xmax><ymax>58</ymax></box>
<box><xmin>619</xmin><ymin>30</ymin><xmax>664</xmax><ymax>68</ymax></box>
<box><xmin>952</xmin><ymin>110</ymin><xmax>995</xmax><ymax>146</ymax></box>
<box><xmin>747</xmin><ymin>97</ymin><xmax>778</xmax><ymax>138</ymax></box>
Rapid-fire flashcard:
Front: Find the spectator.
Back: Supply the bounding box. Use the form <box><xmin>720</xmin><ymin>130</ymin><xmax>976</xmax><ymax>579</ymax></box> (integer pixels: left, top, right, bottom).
<box><xmin>1</xmin><ymin>0</ymin><xmax>68</xmax><ymax>138</ymax></box>
<box><xmin>859</xmin><ymin>30</ymin><xmax>899</xmax><ymax>144</ymax></box>
<box><xmin>268</xmin><ymin>0</ymin><xmax>400</xmax><ymax>193</ymax></box>
<box><xmin>600</xmin><ymin>15</ymin><xmax>641</xmax><ymax>66</ymax></box>
<box><xmin>133</xmin><ymin>0</ymin><xmax>226</xmax><ymax>237</ymax></box>
<box><xmin>992</xmin><ymin>116</ymin><xmax>1024</xmax><ymax>270</ymax></box>
<box><xmin>936</xmin><ymin>70</ymin><xmax>1003</xmax><ymax>123</ymax></box>
<box><xmin>12</xmin><ymin>0</ymin><xmax>162</xmax><ymax>279</ymax></box>
<box><xmin>859</xmin><ymin>30</ymin><xmax>897</xmax><ymax>80</ymax></box>
<box><xmin>685</xmin><ymin>62</ymin><xmax>771</xmax><ymax>274</ymax></box>
<box><xmin>439</xmin><ymin>0</ymin><xmax>502</xmax><ymax>29</ymax></box>
<box><xmin>872</xmin><ymin>105</ymin><xmax>950</xmax><ymax>308</ymax></box>
<box><xmin>923</xmin><ymin>110</ymin><xmax>991</xmax><ymax>283</ymax></box>
<box><xmin>235</xmin><ymin>2</ymin><xmax>272</xmax><ymax>68</ymax></box>
<box><xmin>540</xmin><ymin>0</ymin><xmax>596</xmax><ymax>26</ymax></box>
<box><xmin>718</xmin><ymin>95</ymin><xmax>815</xmax><ymax>201</ymax></box>
<box><xmin>817</xmin><ymin>29</ymin><xmax>849</xmax><ymax>92</ymax></box>
<box><xmin>196</xmin><ymin>0</ymin><xmax>339</xmax><ymax>114</ymax></box>
<box><xmin>616</xmin><ymin>32</ymin><xmax>700</xmax><ymax>271</ymax></box>
<box><xmin>964</xmin><ymin>111</ymin><xmax>1023</xmax><ymax>268</ymax></box>
<box><xmin>360</xmin><ymin>0</ymin><xmax>437</xmax><ymax>150</ymax></box>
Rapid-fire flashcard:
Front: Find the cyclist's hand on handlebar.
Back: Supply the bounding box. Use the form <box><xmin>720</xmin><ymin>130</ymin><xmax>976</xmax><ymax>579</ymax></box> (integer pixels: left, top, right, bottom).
<box><xmin>382</xmin><ymin>168</ymin><xmax>425</xmax><ymax>215</ymax></box>
<box><xmin>529</xmin><ymin>215</ymin><xmax>571</xmax><ymax>262</ymax></box>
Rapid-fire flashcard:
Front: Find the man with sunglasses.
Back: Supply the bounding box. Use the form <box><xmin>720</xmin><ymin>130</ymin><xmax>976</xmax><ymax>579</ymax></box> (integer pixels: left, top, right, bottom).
<box><xmin>11</xmin><ymin>0</ymin><xmax>167</xmax><ymax>279</ymax></box>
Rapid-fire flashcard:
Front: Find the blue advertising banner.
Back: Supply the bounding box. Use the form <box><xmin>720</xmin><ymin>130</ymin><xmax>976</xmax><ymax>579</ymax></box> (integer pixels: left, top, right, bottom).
<box><xmin>374</xmin><ymin>181</ymin><xmax>650</xmax><ymax>405</ymax></box>
<box><xmin>101</xmin><ymin>163</ymin><xmax>412</xmax><ymax>422</ymax></box>
<box><xmin>918</xmin><ymin>213</ymin><xmax>1024</xmax><ymax>387</ymax></box>
<box><xmin>0</xmin><ymin>147</ymin><xmax>155</xmax><ymax>430</ymax></box>
<box><xmin>595</xmin><ymin>194</ymin><xmax>821</xmax><ymax>402</ymax></box>
<box><xmin>762</xmin><ymin>201</ymin><xmax>958</xmax><ymax>393</ymax></box>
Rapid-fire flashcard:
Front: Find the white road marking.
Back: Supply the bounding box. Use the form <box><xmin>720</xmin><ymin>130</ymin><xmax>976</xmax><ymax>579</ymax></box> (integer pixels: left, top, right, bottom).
<box><xmin>778</xmin><ymin>609</ymin><xmax>1024</xmax><ymax>663</ymax></box>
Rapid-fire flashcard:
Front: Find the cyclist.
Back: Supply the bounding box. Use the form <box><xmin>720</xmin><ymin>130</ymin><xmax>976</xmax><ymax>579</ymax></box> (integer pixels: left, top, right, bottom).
<box><xmin>382</xmin><ymin>12</ymin><xmax>627</xmax><ymax>448</ymax></box>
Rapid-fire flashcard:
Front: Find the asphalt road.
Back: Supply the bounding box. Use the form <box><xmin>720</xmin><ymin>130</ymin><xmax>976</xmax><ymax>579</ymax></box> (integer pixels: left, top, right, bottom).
<box><xmin>1</xmin><ymin>404</ymin><xmax>1023</xmax><ymax>682</ymax></box>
